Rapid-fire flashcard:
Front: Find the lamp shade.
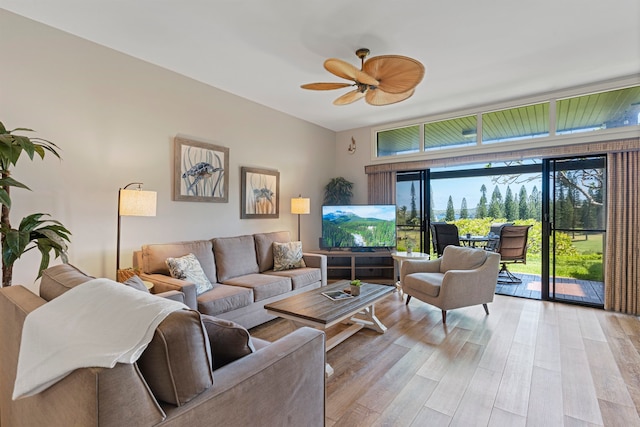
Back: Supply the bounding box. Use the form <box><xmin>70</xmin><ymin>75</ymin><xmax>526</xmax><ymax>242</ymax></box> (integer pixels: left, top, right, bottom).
<box><xmin>291</xmin><ymin>197</ymin><xmax>310</xmax><ymax>215</ymax></box>
<box><xmin>119</xmin><ymin>189</ymin><xmax>157</xmax><ymax>216</ymax></box>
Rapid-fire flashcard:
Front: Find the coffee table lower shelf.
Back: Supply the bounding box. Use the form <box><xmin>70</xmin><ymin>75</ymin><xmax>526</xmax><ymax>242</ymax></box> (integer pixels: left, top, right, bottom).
<box><xmin>264</xmin><ymin>281</ymin><xmax>394</xmax><ymax>376</ymax></box>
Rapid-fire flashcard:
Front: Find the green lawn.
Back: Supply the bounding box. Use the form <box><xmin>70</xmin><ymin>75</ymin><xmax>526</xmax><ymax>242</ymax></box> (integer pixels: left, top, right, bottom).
<box><xmin>508</xmin><ymin>254</ymin><xmax>602</xmax><ymax>281</ymax></box>
<box><xmin>398</xmin><ymin>229</ymin><xmax>604</xmax><ymax>281</ymax></box>
<box><xmin>570</xmin><ymin>233</ymin><xmax>604</xmax><ymax>254</ymax></box>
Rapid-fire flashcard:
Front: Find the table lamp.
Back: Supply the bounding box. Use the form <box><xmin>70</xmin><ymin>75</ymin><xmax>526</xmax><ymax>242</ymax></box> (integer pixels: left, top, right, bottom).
<box><xmin>117</xmin><ymin>182</ymin><xmax>157</xmax><ymax>273</ymax></box>
<box><xmin>290</xmin><ymin>195</ymin><xmax>310</xmax><ymax>241</ymax></box>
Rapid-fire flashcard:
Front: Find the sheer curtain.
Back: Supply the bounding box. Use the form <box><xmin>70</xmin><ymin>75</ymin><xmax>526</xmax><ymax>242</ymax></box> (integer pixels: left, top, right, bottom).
<box><xmin>605</xmin><ymin>151</ymin><xmax>640</xmax><ymax>314</ymax></box>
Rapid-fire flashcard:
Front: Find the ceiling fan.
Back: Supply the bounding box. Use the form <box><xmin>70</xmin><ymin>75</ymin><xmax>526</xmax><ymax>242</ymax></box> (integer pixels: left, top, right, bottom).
<box><xmin>301</xmin><ymin>48</ymin><xmax>425</xmax><ymax>106</ymax></box>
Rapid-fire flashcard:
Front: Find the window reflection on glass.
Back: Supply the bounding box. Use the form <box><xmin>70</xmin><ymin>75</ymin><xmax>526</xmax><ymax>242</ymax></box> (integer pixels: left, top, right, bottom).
<box><xmin>424</xmin><ymin>115</ymin><xmax>477</xmax><ymax>151</ymax></box>
<box><xmin>376</xmin><ymin>125</ymin><xmax>420</xmax><ymax>157</ymax></box>
<box><xmin>482</xmin><ymin>103</ymin><xmax>550</xmax><ymax>144</ymax></box>
<box><xmin>556</xmin><ymin>86</ymin><xmax>640</xmax><ymax>135</ymax></box>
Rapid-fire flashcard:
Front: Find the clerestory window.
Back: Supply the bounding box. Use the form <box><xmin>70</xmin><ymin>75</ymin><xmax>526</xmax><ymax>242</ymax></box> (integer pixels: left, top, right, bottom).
<box><xmin>373</xmin><ymin>84</ymin><xmax>640</xmax><ymax>159</ymax></box>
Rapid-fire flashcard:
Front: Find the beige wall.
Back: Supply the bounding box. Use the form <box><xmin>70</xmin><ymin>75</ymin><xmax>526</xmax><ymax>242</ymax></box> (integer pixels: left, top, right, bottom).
<box><xmin>334</xmin><ymin>128</ymin><xmax>372</xmax><ymax>205</ymax></box>
<box><xmin>0</xmin><ymin>10</ymin><xmax>336</xmax><ymax>289</ymax></box>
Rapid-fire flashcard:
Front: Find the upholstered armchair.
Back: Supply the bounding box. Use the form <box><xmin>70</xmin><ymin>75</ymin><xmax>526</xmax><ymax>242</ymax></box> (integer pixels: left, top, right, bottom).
<box><xmin>401</xmin><ymin>245</ymin><xmax>500</xmax><ymax>323</ymax></box>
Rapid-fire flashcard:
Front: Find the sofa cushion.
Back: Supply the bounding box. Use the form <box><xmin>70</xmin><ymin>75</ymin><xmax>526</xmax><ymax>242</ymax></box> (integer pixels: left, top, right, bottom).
<box><xmin>166</xmin><ymin>253</ymin><xmax>214</xmax><ymax>295</ymax></box>
<box><xmin>213</xmin><ymin>235</ymin><xmax>259</xmax><ymax>282</ymax></box>
<box><xmin>196</xmin><ymin>284</ymin><xmax>254</xmax><ymax>316</ymax></box>
<box><xmin>141</xmin><ymin>240</ymin><xmax>217</xmax><ymax>283</ymax></box>
<box><xmin>273</xmin><ymin>241</ymin><xmax>306</xmax><ymax>271</ymax></box>
<box><xmin>137</xmin><ymin>310</ymin><xmax>213</xmax><ymax>406</ymax></box>
<box><xmin>39</xmin><ymin>263</ymin><xmax>94</xmax><ymax>301</ymax></box>
<box><xmin>254</xmin><ymin>231</ymin><xmax>291</xmax><ymax>272</ymax></box>
<box><xmin>440</xmin><ymin>246</ymin><xmax>487</xmax><ymax>273</ymax></box>
<box><xmin>223</xmin><ymin>274</ymin><xmax>291</xmax><ymax>302</ymax></box>
<box><xmin>263</xmin><ymin>267</ymin><xmax>321</xmax><ymax>290</ymax></box>
<box><xmin>404</xmin><ymin>272</ymin><xmax>443</xmax><ymax>297</ymax></box>
<box><xmin>123</xmin><ymin>275</ymin><xmax>150</xmax><ymax>293</ymax></box>
<box><xmin>201</xmin><ymin>315</ymin><xmax>256</xmax><ymax>370</ymax></box>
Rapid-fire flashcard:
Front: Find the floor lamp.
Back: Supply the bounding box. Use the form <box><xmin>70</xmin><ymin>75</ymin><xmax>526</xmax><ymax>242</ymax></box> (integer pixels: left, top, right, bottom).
<box><xmin>290</xmin><ymin>195</ymin><xmax>310</xmax><ymax>241</ymax></box>
<box><xmin>117</xmin><ymin>182</ymin><xmax>157</xmax><ymax>275</ymax></box>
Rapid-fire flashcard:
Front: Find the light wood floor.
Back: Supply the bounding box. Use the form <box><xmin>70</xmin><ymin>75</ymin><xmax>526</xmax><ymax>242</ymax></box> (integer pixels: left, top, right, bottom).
<box><xmin>250</xmin><ymin>292</ymin><xmax>640</xmax><ymax>426</ymax></box>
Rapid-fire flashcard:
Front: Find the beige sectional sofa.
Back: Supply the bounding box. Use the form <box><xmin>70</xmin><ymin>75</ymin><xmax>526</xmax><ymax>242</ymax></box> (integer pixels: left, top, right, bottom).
<box><xmin>0</xmin><ymin>263</ymin><xmax>326</xmax><ymax>426</ymax></box>
<box><xmin>134</xmin><ymin>231</ymin><xmax>327</xmax><ymax>328</ymax></box>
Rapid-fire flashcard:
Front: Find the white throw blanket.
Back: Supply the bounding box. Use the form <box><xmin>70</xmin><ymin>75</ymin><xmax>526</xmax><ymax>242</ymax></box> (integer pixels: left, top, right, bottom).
<box><xmin>13</xmin><ymin>278</ymin><xmax>187</xmax><ymax>399</ymax></box>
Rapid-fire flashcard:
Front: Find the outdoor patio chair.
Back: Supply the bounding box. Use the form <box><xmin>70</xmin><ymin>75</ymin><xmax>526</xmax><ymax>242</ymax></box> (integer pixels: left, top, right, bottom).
<box><xmin>495</xmin><ymin>225</ymin><xmax>531</xmax><ymax>284</ymax></box>
<box><xmin>430</xmin><ymin>223</ymin><xmax>460</xmax><ymax>257</ymax></box>
<box><xmin>484</xmin><ymin>222</ymin><xmax>512</xmax><ymax>251</ymax></box>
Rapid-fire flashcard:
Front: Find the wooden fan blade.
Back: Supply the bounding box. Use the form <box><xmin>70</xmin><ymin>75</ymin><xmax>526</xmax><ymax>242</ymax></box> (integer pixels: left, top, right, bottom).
<box><xmin>324</xmin><ymin>58</ymin><xmax>379</xmax><ymax>86</ymax></box>
<box><xmin>363</xmin><ymin>55</ymin><xmax>425</xmax><ymax>94</ymax></box>
<box><xmin>365</xmin><ymin>88</ymin><xmax>415</xmax><ymax>106</ymax></box>
<box><xmin>301</xmin><ymin>82</ymin><xmax>353</xmax><ymax>90</ymax></box>
<box><xmin>333</xmin><ymin>90</ymin><xmax>366</xmax><ymax>105</ymax></box>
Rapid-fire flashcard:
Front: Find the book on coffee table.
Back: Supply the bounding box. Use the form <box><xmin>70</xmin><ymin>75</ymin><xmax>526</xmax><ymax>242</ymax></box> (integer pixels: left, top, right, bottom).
<box><xmin>321</xmin><ymin>290</ymin><xmax>353</xmax><ymax>301</ymax></box>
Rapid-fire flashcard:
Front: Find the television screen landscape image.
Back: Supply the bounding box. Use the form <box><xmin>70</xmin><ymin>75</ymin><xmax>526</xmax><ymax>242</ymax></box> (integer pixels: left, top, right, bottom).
<box><xmin>322</xmin><ymin>205</ymin><xmax>396</xmax><ymax>250</ymax></box>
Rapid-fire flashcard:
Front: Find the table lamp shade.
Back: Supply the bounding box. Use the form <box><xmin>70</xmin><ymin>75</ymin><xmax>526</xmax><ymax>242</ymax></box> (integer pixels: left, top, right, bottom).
<box><xmin>119</xmin><ymin>189</ymin><xmax>157</xmax><ymax>217</ymax></box>
<box><xmin>291</xmin><ymin>197</ymin><xmax>310</xmax><ymax>215</ymax></box>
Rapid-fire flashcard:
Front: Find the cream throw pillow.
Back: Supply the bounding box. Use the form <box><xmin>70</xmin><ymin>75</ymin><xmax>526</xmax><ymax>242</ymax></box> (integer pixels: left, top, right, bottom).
<box><xmin>166</xmin><ymin>253</ymin><xmax>214</xmax><ymax>295</ymax></box>
<box><xmin>273</xmin><ymin>241</ymin><xmax>306</xmax><ymax>271</ymax></box>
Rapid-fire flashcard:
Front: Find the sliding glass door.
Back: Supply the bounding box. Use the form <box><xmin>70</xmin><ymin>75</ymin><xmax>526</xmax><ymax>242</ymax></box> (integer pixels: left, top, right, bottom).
<box><xmin>542</xmin><ymin>156</ymin><xmax>606</xmax><ymax>306</ymax></box>
<box><xmin>396</xmin><ymin>171</ymin><xmax>429</xmax><ymax>254</ymax></box>
<box><xmin>395</xmin><ymin>157</ymin><xmax>605</xmax><ymax>307</ymax></box>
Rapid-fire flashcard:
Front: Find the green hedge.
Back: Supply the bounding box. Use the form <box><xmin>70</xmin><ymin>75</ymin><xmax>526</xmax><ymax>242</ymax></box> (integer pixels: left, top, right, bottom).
<box><xmin>450</xmin><ymin>218</ymin><xmax>577</xmax><ymax>256</ymax></box>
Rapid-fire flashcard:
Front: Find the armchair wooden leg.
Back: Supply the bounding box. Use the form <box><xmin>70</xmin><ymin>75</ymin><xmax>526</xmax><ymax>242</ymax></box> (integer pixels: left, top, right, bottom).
<box><xmin>483</xmin><ymin>303</ymin><xmax>489</xmax><ymax>315</ymax></box>
<box><xmin>405</xmin><ymin>295</ymin><xmax>412</xmax><ymax>305</ymax></box>
<box><xmin>441</xmin><ymin>310</ymin><xmax>447</xmax><ymax>324</ymax></box>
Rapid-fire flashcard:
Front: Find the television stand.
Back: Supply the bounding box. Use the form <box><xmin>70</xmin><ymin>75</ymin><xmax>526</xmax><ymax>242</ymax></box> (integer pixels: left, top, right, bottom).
<box><xmin>310</xmin><ymin>249</ymin><xmax>394</xmax><ymax>285</ymax></box>
<box><xmin>351</xmin><ymin>247</ymin><xmax>374</xmax><ymax>252</ymax></box>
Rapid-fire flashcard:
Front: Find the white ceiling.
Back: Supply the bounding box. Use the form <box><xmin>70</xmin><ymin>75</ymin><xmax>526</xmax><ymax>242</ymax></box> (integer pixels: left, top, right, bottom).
<box><xmin>2</xmin><ymin>1</ymin><xmax>639</xmax><ymax>132</ymax></box>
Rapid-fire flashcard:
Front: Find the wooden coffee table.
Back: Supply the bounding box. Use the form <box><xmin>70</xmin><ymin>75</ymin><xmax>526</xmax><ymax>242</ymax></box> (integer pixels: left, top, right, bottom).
<box><xmin>265</xmin><ymin>280</ymin><xmax>394</xmax><ymax>375</ymax></box>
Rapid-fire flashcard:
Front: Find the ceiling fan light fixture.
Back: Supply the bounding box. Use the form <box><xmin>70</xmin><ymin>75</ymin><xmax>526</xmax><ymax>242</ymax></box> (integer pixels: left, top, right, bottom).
<box><xmin>355</xmin><ymin>48</ymin><xmax>370</xmax><ymax>61</ymax></box>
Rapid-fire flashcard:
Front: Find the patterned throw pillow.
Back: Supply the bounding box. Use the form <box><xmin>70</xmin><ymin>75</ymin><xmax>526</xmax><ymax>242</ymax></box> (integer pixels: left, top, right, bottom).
<box><xmin>273</xmin><ymin>241</ymin><xmax>306</xmax><ymax>271</ymax></box>
<box><xmin>165</xmin><ymin>253</ymin><xmax>214</xmax><ymax>295</ymax></box>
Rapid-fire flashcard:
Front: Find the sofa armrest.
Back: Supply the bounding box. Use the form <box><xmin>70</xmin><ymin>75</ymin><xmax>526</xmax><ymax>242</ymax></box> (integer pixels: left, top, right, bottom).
<box><xmin>139</xmin><ymin>273</ymin><xmax>197</xmax><ymax>310</ymax></box>
<box><xmin>155</xmin><ymin>290</ymin><xmax>185</xmax><ymax>304</ymax></box>
<box><xmin>162</xmin><ymin>327</ymin><xmax>326</xmax><ymax>426</ymax></box>
<box><xmin>401</xmin><ymin>258</ymin><xmax>441</xmax><ymax>279</ymax></box>
<box><xmin>303</xmin><ymin>253</ymin><xmax>327</xmax><ymax>286</ymax></box>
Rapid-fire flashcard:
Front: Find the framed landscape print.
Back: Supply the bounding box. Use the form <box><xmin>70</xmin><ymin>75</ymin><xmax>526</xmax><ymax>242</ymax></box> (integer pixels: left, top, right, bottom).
<box><xmin>241</xmin><ymin>167</ymin><xmax>280</xmax><ymax>219</ymax></box>
<box><xmin>174</xmin><ymin>136</ymin><xmax>229</xmax><ymax>203</ymax></box>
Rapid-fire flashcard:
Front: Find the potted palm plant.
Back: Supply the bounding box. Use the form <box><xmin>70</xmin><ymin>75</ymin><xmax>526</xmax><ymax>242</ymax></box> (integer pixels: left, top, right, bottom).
<box><xmin>0</xmin><ymin>121</ymin><xmax>71</xmax><ymax>287</ymax></box>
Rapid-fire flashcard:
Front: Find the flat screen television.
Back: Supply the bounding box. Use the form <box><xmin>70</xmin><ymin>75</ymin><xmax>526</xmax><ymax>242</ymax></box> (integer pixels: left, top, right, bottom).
<box><xmin>321</xmin><ymin>205</ymin><xmax>396</xmax><ymax>251</ymax></box>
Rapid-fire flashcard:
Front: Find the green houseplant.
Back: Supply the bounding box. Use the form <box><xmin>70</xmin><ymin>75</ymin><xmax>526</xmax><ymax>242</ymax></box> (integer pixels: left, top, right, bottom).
<box><xmin>350</xmin><ymin>279</ymin><xmax>362</xmax><ymax>296</ymax></box>
<box><xmin>323</xmin><ymin>177</ymin><xmax>353</xmax><ymax>205</ymax></box>
<box><xmin>0</xmin><ymin>121</ymin><xmax>71</xmax><ymax>287</ymax></box>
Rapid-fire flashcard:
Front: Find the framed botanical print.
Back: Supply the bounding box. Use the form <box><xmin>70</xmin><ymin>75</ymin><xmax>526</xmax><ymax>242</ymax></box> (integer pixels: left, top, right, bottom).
<box><xmin>174</xmin><ymin>136</ymin><xmax>229</xmax><ymax>202</ymax></box>
<box><xmin>240</xmin><ymin>167</ymin><xmax>280</xmax><ymax>219</ymax></box>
